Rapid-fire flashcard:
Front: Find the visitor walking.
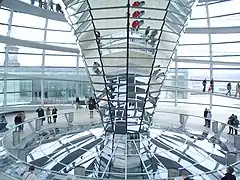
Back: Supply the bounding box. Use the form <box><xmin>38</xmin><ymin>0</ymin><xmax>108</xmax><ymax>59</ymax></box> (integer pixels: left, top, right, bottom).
<box><xmin>208</xmin><ymin>79</ymin><xmax>214</xmax><ymax>93</ymax></box>
<box><xmin>232</xmin><ymin>115</ymin><xmax>239</xmax><ymax>135</ymax></box>
<box><xmin>56</xmin><ymin>3</ymin><xmax>63</xmax><ymax>13</ymax></box>
<box><xmin>202</xmin><ymin>78</ymin><xmax>207</xmax><ymax>92</ymax></box>
<box><xmin>48</xmin><ymin>0</ymin><xmax>54</xmax><ymax>11</ymax></box>
<box><xmin>52</xmin><ymin>106</ymin><xmax>58</xmax><ymax>123</ymax></box>
<box><xmin>22</xmin><ymin>165</ymin><xmax>37</xmax><ymax>180</ymax></box>
<box><xmin>226</xmin><ymin>82</ymin><xmax>232</xmax><ymax>96</ymax></box>
<box><xmin>43</xmin><ymin>0</ymin><xmax>48</xmax><ymax>9</ymax></box>
<box><xmin>228</xmin><ymin>114</ymin><xmax>234</xmax><ymax>135</ymax></box>
<box><xmin>0</xmin><ymin>115</ymin><xmax>7</xmax><ymax>131</ymax></box>
<box><xmin>44</xmin><ymin>91</ymin><xmax>48</xmax><ymax>101</ymax></box>
<box><xmin>221</xmin><ymin>166</ymin><xmax>236</xmax><ymax>180</ymax></box>
<box><xmin>206</xmin><ymin>109</ymin><xmax>212</xmax><ymax>128</ymax></box>
<box><xmin>39</xmin><ymin>0</ymin><xmax>43</xmax><ymax>8</ymax></box>
<box><xmin>46</xmin><ymin>107</ymin><xmax>52</xmax><ymax>124</ymax></box>
<box><xmin>235</xmin><ymin>83</ymin><xmax>240</xmax><ymax>98</ymax></box>
<box><xmin>88</xmin><ymin>97</ymin><xmax>95</xmax><ymax>118</ymax></box>
<box><xmin>30</xmin><ymin>0</ymin><xmax>35</xmax><ymax>5</ymax></box>
<box><xmin>75</xmin><ymin>96</ymin><xmax>80</xmax><ymax>110</ymax></box>
<box><xmin>19</xmin><ymin>111</ymin><xmax>26</xmax><ymax>131</ymax></box>
<box><xmin>203</xmin><ymin>108</ymin><xmax>208</xmax><ymax>126</ymax></box>
<box><xmin>85</xmin><ymin>96</ymin><xmax>89</xmax><ymax>109</ymax></box>
<box><xmin>36</xmin><ymin>107</ymin><xmax>45</xmax><ymax>125</ymax></box>
<box><xmin>14</xmin><ymin>113</ymin><xmax>22</xmax><ymax>132</ymax></box>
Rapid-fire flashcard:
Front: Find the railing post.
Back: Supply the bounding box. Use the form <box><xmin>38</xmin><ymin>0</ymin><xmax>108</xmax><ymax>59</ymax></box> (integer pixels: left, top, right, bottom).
<box><xmin>35</xmin><ymin>118</ymin><xmax>41</xmax><ymax>131</ymax></box>
<box><xmin>212</xmin><ymin>121</ymin><xmax>218</xmax><ymax>134</ymax></box>
<box><xmin>179</xmin><ymin>114</ymin><xmax>188</xmax><ymax>131</ymax></box>
<box><xmin>65</xmin><ymin>112</ymin><xmax>74</xmax><ymax>127</ymax></box>
<box><xmin>12</xmin><ymin>131</ymin><xmax>20</xmax><ymax>146</ymax></box>
<box><xmin>214</xmin><ymin>123</ymin><xmax>226</xmax><ymax>138</ymax></box>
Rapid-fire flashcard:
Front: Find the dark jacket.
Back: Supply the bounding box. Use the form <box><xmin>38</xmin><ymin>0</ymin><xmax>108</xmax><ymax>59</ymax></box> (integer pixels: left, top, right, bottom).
<box><xmin>202</xmin><ymin>80</ymin><xmax>206</xmax><ymax>86</ymax></box>
<box><xmin>52</xmin><ymin>108</ymin><xmax>58</xmax><ymax>119</ymax></box>
<box><xmin>88</xmin><ymin>99</ymin><xmax>95</xmax><ymax>110</ymax></box>
<box><xmin>14</xmin><ymin>115</ymin><xmax>22</xmax><ymax>124</ymax></box>
<box><xmin>76</xmin><ymin>97</ymin><xmax>80</xmax><ymax>103</ymax></box>
<box><xmin>36</xmin><ymin>108</ymin><xmax>44</xmax><ymax>117</ymax></box>
<box><xmin>204</xmin><ymin>109</ymin><xmax>208</xmax><ymax>118</ymax></box>
<box><xmin>221</xmin><ymin>173</ymin><xmax>236</xmax><ymax>180</ymax></box>
<box><xmin>227</xmin><ymin>83</ymin><xmax>231</xmax><ymax>90</ymax></box>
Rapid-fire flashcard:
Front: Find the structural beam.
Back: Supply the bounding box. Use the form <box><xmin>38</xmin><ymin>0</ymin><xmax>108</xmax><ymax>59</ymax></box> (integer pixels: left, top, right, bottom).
<box><xmin>0</xmin><ymin>35</ymin><xmax>79</xmax><ymax>53</ymax></box>
<box><xmin>1</xmin><ymin>0</ymin><xmax>67</xmax><ymax>22</ymax></box>
<box><xmin>185</xmin><ymin>26</ymin><xmax>240</xmax><ymax>34</ymax></box>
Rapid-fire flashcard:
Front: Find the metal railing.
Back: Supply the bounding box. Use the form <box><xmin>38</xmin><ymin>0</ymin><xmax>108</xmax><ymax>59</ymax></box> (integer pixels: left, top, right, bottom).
<box><xmin>0</xmin><ymin>109</ymin><xmax>240</xmax><ymax>179</ymax></box>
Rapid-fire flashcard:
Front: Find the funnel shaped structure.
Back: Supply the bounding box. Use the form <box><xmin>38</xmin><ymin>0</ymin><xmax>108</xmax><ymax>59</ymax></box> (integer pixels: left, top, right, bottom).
<box><xmin>62</xmin><ymin>0</ymin><xmax>195</xmax><ymax>133</ymax></box>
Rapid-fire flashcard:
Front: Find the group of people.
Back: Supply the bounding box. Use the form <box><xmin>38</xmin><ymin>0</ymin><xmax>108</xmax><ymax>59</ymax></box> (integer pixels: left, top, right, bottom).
<box><xmin>30</xmin><ymin>0</ymin><xmax>63</xmax><ymax>13</ymax></box>
<box><xmin>228</xmin><ymin>114</ymin><xmax>239</xmax><ymax>135</ymax></box>
<box><xmin>36</xmin><ymin>106</ymin><xmax>58</xmax><ymax>125</ymax></box>
<box><xmin>202</xmin><ymin>78</ymin><xmax>214</xmax><ymax>93</ymax></box>
<box><xmin>34</xmin><ymin>91</ymin><xmax>48</xmax><ymax>100</ymax></box>
<box><xmin>225</xmin><ymin>82</ymin><xmax>240</xmax><ymax>97</ymax></box>
<box><xmin>203</xmin><ymin>108</ymin><xmax>212</xmax><ymax>128</ymax></box>
<box><xmin>14</xmin><ymin>112</ymin><xmax>26</xmax><ymax>131</ymax></box>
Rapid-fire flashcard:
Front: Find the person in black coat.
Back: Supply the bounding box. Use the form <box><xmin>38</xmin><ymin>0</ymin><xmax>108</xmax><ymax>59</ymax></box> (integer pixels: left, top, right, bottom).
<box><xmin>52</xmin><ymin>107</ymin><xmax>58</xmax><ymax>123</ymax></box>
<box><xmin>75</xmin><ymin>97</ymin><xmax>80</xmax><ymax>110</ymax></box>
<box><xmin>203</xmin><ymin>108</ymin><xmax>208</xmax><ymax>126</ymax></box>
<box><xmin>14</xmin><ymin>113</ymin><xmax>22</xmax><ymax>131</ymax></box>
<box><xmin>202</xmin><ymin>79</ymin><xmax>207</xmax><ymax>92</ymax></box>
<box><xmin>88</xmin><ymin>97</ymin><xmax>95</xmax><ymax>118</ymax></box>
<box><xmin>221</xmin><ymin>166</ymin><xmax>236</xmax><ymax>180</ymax></box>
<box><xmin>36</xmin><ymin>107</ymin><xmax>45</xmax><ymax>125</ymax></box>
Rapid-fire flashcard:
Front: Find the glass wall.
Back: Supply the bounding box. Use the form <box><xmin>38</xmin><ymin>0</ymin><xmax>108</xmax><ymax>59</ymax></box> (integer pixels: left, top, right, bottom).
<box><xmin>0</xmin><ymin>0</ymin><xmax>239</xmax><ymax>109</ymax></box>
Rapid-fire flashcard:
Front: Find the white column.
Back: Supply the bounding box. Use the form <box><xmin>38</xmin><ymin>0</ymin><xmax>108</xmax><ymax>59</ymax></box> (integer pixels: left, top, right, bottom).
<box><xmin>3</xmin><ymin>10</ymin><xmax>14</xmax><ymax>107</ymax></box>
<box><xmin>41</xmin><ymin>18</ymin><xmax>48</xmax><ymax>106</ymax></box>
<box><xmin>174</xmin><ymin>50</ymin><xmax>178</xmax><ymax>107</ymax></box>
<box><xmin>76</xmin><ymin>53</ymin><xmax>80</xmax><ymax>97</ymax></box>
<box><xmin>206</xmin><ymin>2</ymin><xmax>213</xmax><ymax>109</ymax></box>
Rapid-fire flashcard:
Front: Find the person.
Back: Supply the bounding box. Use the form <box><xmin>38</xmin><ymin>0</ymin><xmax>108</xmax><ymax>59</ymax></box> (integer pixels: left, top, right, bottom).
<box><xmin>206</xmin><ymin>109</ymin><xmax>212</xmax><ymax>128</ymax></box>
<box><xmin>88</xmin><ymin>97</ymin><xmax>95</xmax><ymax>118</ymax></box>
<box><xmin>56</xmin><ymin>3</ymin><xmax>63</xmax><ymax>13</ymax></box>
<box><xmin>209</xmin><ymin>78</ymin><xmax>214</xmax><ymax>93</ymax></box>
<box><xmin>232</xmin><ymin>115</ymin><xmax>239</xmax><ymax>135</ymax></box>
<box><xmin>203</xmin><ymin>108</ymin><xmax>208</xmax><ymax>126</ymax></box>
<box><xmin>202</xmin><ymin>79</ymin><xmax>207</xmax><ymax>92</ymax></box>
<box><xmin>46</xmin><ymin>107</ymin><xmax>51</xmax><ymax>124</ymax></box>
<box><xmin>39</xmin><ymin>0</ymin><xmax>43</xmax><ymax>8</ymax></box>
<box><xmin>52</xmin><ymin>106</ymin><xmax>58</xmax><ymax>123</ymax></box>
<box><xmin>235</xmin><ymin>83</ymin><xmax>240</xmax><ymax>98</ymax></box>
<box><xmin>38</xmin><ymin>91</ymin><xmax>41</xmax><ymax>99</ymax></box>
<box><xmin>30</xmin><ymin>0</ymin><xmax>35</xmax><ymax>5</ymax></box>
<box><xmin>85</xmin><ymin>96</ymin><xmax>89</xmax><ymax>109</ymax></box>
<box><xmin>48</xmin><ymin>0</ymin><xmax>54</xmax><ymax>11</ymax></box>
<box><xmin>93</xmin><ymin>62</ymin><xmax>101</xmax><ymax>75</ymax></box>
<box><xmin>228</xmin><ymin>114</ymin><xmax>234</xmax><ymax>135</ymax></box>
<box><xmin>221</xmin><ymin>166</ymin><xmax>236</xmax><ymax>180</ymax></box>
<box><xmin>226</xmin><ymin>82</ymin><xmax>232</xmax><ymax>96</ymax></box>
<box><xmin>43</xmin><ymin>0</ymin><xmax>47</xmax><ymax>9</ymax></box>
<box><xmin>44</xmin><ymin>91</ymin><xmax>48</xmax><ymax>101</ymax></box>
<box><xmin>0</xmin><ymin>115</ymin><xmax>7</xmax><ymax>131</ymax></box>
<box><xmin>19</xmin><ymin>111</ymin><xmax>26</xmax><ymax>131</ymax></box>
<box><xmin>14</xmin><ymin>113</ymin><xmax>22</xmax><ymax>132</ymax></box>
<box><xmin>75</xmin><ymin>96</ymin><xmax>80</xmax><ymax>110</ymax></box>
<box><xmin>36</xmin><ymin>107</ymin><xmax>45</xmax><ymax>125</ymax></box>
<box><xmin>182</xmin><ymin>170</ymin><xmax>191</xmax><ymax>180</ymax></box>
<box><xmin>22</xmin><ymin>165</ymin><xmax>37</xmax><ymax>180</ymax></box>
<box><xmin>34</xmin><ymin>91</ymin><xmax>38</xmax><ymax>100</ymax></box>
